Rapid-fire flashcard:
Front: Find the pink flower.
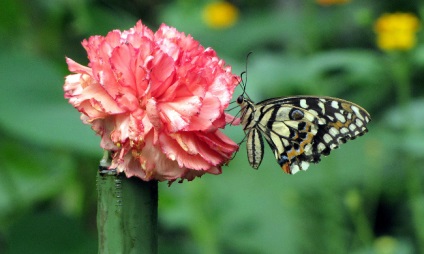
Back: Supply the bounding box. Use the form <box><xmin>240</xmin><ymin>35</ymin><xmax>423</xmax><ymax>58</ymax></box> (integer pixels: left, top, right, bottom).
<box><xmin>64</xmin><ymin>20</ymin><xmax>239</xmax><ymax>183</ymax></box>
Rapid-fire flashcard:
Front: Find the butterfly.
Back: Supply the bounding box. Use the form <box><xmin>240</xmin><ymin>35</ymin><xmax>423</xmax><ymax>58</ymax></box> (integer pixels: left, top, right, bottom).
<box><xmin>236</xmin><ymin>92</ymin><xmax>371</xmax><ymax>174</ymax></box>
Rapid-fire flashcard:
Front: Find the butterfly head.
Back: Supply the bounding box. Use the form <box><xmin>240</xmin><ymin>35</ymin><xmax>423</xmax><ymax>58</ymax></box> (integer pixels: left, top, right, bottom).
<box><xmin>236</xmin><ymin>94</ymin><xmax>256</xmax><ymax>128</ymax></box>
<box><xmin>236</xmin><ymin>94</ymin><xmax>249</xmax><ymax>106</ymax></box>
<box><xmin>236</xmin><ymin>95</ymin><xmax>244</xmax><ymax>104</ymax></box>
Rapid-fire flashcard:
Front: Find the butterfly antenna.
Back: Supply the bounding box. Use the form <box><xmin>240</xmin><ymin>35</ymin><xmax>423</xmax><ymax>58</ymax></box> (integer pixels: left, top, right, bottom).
<box><xmin>230</xmin><ymin>71</ymin><xmax>245</xmax><ymax>111</ymax></box>
<box><xmin>239</xmin><ymin>71</ymin><xmax>246</xmax><ymax>91</ymax></box>
<box><xmin>243</xmin><ymin>52</ymin><xmax>253</xmax><ymax>100</ymax></box>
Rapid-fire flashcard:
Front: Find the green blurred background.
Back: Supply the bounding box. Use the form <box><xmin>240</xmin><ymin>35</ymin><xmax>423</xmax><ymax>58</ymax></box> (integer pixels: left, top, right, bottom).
<box><xmin>1</xmin><ymin>0</ymin><xmax>424</xmax><ymax>253</ymax></box>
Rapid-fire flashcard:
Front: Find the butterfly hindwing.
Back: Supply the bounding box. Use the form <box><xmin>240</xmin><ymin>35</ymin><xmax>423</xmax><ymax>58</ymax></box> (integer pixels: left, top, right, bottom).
<box><xmin>253</xmin><ymin>103</ymin><xmax>321</xmax><ymax>173</ymax></box>
<box><xmin>246</xmin><ymin>128</ymin><xmax>264</xmax><ymax>169</ymax></box>
<box><xmin>238</xmin><ymin>95</ymin><xmax>371</xmax><ymax>174</ymax></box>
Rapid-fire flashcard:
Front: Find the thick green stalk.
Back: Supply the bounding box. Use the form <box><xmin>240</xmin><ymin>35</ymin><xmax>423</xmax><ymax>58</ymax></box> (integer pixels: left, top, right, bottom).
<box><xmin>97</xmin><ymin>151</ymin><xmax>158</xmax><ymax>254</ymax></box>
<box><xmin>390</xmin><ymin>52</ymin><xmax>424</xmax><ymax>253</ymax></box>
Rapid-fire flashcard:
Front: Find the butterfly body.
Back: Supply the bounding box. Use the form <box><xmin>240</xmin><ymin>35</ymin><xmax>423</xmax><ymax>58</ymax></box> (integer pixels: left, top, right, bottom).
<box><xmin>237</xmin><ymin>95</ymin><xmax>371</xmax><ymax>174</ymax></box>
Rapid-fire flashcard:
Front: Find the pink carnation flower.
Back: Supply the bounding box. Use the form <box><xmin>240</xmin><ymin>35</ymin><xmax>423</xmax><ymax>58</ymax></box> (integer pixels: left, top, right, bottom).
<box><xmin>64</xmin><ymin>20</ymin><xmax>239</xmax><ymax>183</ymax></box>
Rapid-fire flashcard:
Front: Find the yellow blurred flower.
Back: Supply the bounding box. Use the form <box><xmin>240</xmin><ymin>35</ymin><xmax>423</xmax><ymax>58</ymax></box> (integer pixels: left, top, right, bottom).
<box><xmin>374</xmin><ymin>13</ymin><xmax>420</xmax><ymax>51</ymax></box>
<box><xmin>316</xmin><ymin>0</ymin><xmax>350</xmax><ymax>5</ymax></box>
<box><xmin>202</xmin><ymin>2</ymin><xmax>239</xmax><ymax>29</ymax></box>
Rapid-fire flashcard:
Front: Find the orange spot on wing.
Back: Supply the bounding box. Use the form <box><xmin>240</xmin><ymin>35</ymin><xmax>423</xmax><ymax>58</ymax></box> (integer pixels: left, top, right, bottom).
<box><xmin>329</xmin><ymin>119</ymin><xmax>352</xmax><ymax>128</ymax></box>
<box><xmin>286</xmin><ymin>148</ymin><xmax>302</xmax><ymax>160</ymax></box>
<box><xmin>282</xmin><ymin>162</ymin><xmax>291</xmax><ymax>174</ymax></box>
<box><xmin>286</xmin><ymin>132</ymin><xmax>314</xmax><ymax>160</ymax></box>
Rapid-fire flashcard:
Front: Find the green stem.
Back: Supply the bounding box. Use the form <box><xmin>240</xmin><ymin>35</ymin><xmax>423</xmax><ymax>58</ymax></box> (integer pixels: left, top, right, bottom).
<box><xmin>390</xmin><ymin>52</ymin><xmax>411</xmax><ymax>107</ymax></box>
<box><xmin>355</xmin><ymin>202</ymin><xmax>374</xmax><ymax>246</ymax></box>
<box><xmin>97</xmin><ymin>151</ymin><xmax>158</xmax><ymax>254</ymax></box>
<box><xmin>345</xmin><ymin>189</ymin><xmax>374</xmax><ymax>248</ymax></box>
<box><xmin>390</xmin><ymin>52</ymin><xmax>424</xmax><ymax>253</ymax></box>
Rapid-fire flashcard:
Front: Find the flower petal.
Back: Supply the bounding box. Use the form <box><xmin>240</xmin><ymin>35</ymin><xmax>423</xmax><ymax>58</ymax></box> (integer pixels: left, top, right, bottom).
<box><xmin>64</xmin><ymin>20</ymin><xmax>239</xmax><ymax>183</ymax></box>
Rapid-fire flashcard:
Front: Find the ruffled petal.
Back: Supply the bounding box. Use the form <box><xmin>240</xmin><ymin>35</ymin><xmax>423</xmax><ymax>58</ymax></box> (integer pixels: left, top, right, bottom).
<box><xmin>64</xmin><ymin>20</ymin><xmax>239</xmax><ymax>184</ymax></box>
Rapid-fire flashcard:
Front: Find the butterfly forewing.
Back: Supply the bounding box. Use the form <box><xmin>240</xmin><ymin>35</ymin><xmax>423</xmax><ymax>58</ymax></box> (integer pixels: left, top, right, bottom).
<box><xmin>238</xmin><ymin>95</ymin><xmax>370</xmax><ymax>174</ymax></box>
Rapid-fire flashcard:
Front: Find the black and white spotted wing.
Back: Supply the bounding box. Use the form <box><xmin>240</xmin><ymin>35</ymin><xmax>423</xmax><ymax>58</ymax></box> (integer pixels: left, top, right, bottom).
<box><xmin>236</xmin><ymin>95</ymin><xmax>371</xmax><ymax>174</ymax></box>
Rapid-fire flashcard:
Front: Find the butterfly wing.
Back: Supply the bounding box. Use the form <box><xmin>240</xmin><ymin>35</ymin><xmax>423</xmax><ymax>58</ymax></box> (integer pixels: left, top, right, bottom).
<box><xmin>254</xmin><ymin>96</ymin><xmax>371</xmax><ymax>174</ymax></box>
<box><xmin>245</xmin><ymin>128</ymin><xmax>264</xmax><ymax>169</ymax></box>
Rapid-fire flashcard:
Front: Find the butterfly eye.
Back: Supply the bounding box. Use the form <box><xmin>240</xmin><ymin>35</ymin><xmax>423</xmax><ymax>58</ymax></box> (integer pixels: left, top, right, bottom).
<box><xmin>237</xmin><ymin>95</ymin><xmax>244</xmax><ymax>104</ymax></box>
<box><xmin>289</xmin><ymin>109</ymin><xmax>304</xmax><ymax>120</ymax></box>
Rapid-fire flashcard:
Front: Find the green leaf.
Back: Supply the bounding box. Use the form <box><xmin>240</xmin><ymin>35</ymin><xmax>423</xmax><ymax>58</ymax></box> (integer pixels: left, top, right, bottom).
<box><xmin>0</xmin><ymin>137</ymin><xmax>74</xmax><ymax>230</ymax></box>
<box><xmin>6</xmin><ymin>209</ymin><xmax>96</xmax><ymax>254</ymax></box>
<box><xmin>0</xmin><ymin>51</ymin><xmax>101</xmax><ymax>155</ymax></box>
<box><xmin>383</xmin><ymin>99</ymin><xmax>424</xmax><ymax>157</ymax></box>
